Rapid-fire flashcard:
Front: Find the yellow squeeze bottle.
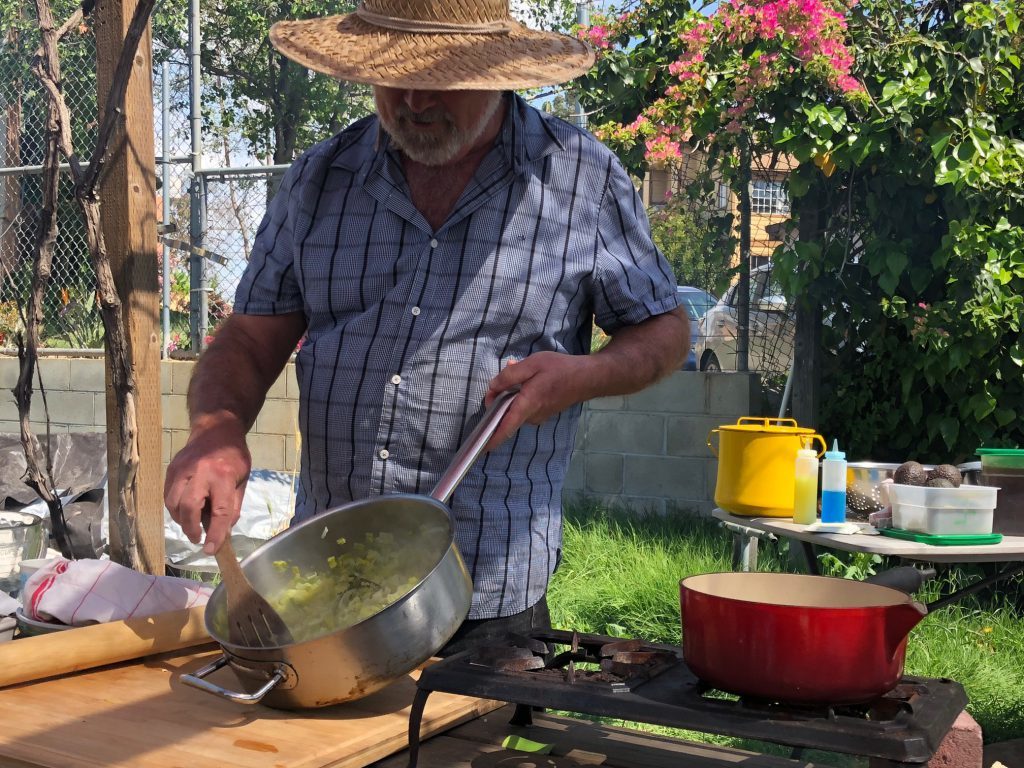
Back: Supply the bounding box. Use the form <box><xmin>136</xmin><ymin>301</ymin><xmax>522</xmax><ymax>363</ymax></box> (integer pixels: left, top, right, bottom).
<box><xmin>793</xmin><ymin>437</ymin><xmax>819</xmax><ymax>525</ymax></box>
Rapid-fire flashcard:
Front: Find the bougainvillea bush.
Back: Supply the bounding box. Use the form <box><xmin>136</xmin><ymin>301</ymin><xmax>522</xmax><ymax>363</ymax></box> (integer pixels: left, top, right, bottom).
<box><xmin>579</xmin><ymin>0</ymin><xmax>1024</xmax><ymax>461</ymax></box>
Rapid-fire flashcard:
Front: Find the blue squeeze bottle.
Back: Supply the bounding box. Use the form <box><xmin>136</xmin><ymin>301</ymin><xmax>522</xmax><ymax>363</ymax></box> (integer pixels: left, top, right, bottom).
<box><xmin>820</xmin><ymin>439</ymin><xmax>847</xmax><ymax>524</ymax></box>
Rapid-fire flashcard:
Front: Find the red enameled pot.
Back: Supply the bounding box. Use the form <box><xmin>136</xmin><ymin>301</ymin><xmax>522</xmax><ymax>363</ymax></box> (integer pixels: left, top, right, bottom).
<box><xmin>679</xmin><ymin>572</ymin><xmax>927</xmax><ymax>704</ymax></box>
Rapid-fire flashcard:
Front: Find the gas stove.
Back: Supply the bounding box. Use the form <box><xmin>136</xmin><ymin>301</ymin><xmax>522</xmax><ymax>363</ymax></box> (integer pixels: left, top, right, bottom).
<box><xmin>406</xmin><ymin>628</ymin><xmax>967</xmax><ymax>767</ymax></box>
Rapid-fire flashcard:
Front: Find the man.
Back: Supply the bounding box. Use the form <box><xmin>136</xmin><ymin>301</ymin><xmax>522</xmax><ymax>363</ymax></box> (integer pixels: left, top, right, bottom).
<box><xmin>164</xmin><ymin>0</ymin><xmax>689</xmax><ymax>651</ymax></box>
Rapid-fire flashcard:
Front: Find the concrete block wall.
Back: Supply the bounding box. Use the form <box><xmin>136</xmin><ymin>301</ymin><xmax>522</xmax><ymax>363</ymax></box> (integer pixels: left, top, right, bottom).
<box><xmin>0</xmin><ymin>357</ymin><xmax>300</xmax><ymax>475</ymax></box>
<box><xmin>563</xmin><ymin>371</ymin><xmax>760</xmax><ymax>516</ymax></box>
<box><xmin>0</xmin><ymin>357</ymin><xmax>758</xmax><ymax>515</ymax></box>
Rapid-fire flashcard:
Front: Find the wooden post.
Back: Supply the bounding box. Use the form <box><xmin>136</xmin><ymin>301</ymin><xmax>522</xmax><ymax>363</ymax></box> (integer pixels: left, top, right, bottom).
<box><xmin>93</xmin><ymin>0</ymin><xmax>164</xmax><ymax>573</ymax></box>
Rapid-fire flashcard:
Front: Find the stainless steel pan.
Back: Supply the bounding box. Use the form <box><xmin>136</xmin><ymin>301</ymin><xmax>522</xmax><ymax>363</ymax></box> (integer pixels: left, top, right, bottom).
<box><xmin>182</xmin><ymin>389</ymin><xmax>517</xmax><ymax>709</ymax></box>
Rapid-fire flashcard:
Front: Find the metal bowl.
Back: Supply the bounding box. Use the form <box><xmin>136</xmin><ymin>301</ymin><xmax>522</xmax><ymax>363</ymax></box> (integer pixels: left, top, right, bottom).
<box><xmin>846</xmin><ymin>462</ymin><xmax>901</xmax><ymax>517</ymax></box>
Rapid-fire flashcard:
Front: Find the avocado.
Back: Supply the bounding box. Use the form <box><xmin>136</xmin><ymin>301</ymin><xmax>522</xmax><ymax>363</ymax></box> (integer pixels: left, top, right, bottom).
<box><xmin>925</xmin><ymin>477</ymin><xmax>956</xmax><ymax>488</ymax></box>
<box><xmin>927</xmin><ymin>464</ymin><xmax>962</xmax><ymax>488</ymax></box>
<box><xmin>894</xmin><ymin>461</ymin><xmax>929</xmax><ymax>486</ymax></box>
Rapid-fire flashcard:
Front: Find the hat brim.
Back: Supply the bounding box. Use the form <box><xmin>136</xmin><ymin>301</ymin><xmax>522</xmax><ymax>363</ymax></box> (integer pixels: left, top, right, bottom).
<box><xmin>269</xmin><ymin>14</ymin><xmax>595</xmax><ymax>90</ymax></box>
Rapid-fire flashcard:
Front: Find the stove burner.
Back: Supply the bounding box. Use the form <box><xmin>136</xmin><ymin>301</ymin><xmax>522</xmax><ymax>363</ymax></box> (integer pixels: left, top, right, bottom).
<box><xmin>467</xmin><ymin>629</ymin><xmax>679</xmax><ymax>690</ymax></box>
<box><xmin>406</xmin><ymin>628</ymin><xmax>968</xmax><ymax>768</ymax></box>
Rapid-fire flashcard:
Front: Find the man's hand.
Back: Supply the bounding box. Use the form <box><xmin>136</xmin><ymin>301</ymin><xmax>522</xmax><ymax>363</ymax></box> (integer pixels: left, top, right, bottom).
<box><xmin>164</xmin><ymin>312</ymin><xmax>305</xmax><ymax>554</ymax></box>
<box><xmin>164</xmin><ymin>414</ymin><xmax>252</xmax><ymax>554</ymax></box>
<box><xmin>484</xmin><ymin>308</ymin><xmax>689</xmax><ymax>450</ymax></box>
<box><xmin>484</xmin><ymin>352</ymin><xmax>595</xmax><ymax>449</ymax></box>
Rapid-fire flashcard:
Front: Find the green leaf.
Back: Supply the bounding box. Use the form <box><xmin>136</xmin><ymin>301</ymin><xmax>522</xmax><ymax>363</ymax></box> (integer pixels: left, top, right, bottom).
<box><xmin>968</xmin><ymin>57</ymin><xmax>986</xmax><ymax>74</ymax></box>
<box><xmin>931</xmin><ymin>131</ymin><xmax>953</xmax><ymax>161</ymax></box>
<box><xmin>938</xmin><ymin>416</ymin><xmax>960</xmax><ymax>449</ymax></box>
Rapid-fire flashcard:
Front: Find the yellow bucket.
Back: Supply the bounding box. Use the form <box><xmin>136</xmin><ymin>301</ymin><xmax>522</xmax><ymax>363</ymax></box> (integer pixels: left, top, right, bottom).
<box><xmin>707</xmin><ymin>417</ymin><xmax>827</xmax><ymax>518</ymax></box>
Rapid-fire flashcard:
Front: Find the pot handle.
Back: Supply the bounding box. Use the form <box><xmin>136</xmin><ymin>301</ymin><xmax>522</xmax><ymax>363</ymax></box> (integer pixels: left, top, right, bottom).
<box><xmin>737</xmin><ymin>417</ymin><xmax>799</xmax><ymax>428</ymax></box>
<box><xmin>430</xmin><ymin>388</ymin><xmax>519</xmax><ymax>504</ymax></box>
<box><xmin>180</xmin><ymin>654</ymin><xmax>286</xmax><ymax>706</ymax></box>
<box><xmin>706</xmin><ymin>429</ymin><xmax>720</xmax><ymax>457</ymax></box>
<box><xmin>810</xmin><ymin>433</ymin><xmax>828</xmax><ymax>457</ymax></box>
<box><xmin>885</xmin><ymin>600</ymin><xmax>928</xmax><ymax>662</ymax></box>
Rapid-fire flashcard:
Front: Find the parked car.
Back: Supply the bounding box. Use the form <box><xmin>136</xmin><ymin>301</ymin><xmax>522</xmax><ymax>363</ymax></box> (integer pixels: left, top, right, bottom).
<box><xmin>677</xmin><ymin>286</ymin><xmax>718</xmax><ymax>371</ymax></box>
<box><xmin>695</xmin><ymin>264</ymin><xmax>794</xmax><ymax>373</ymax></box>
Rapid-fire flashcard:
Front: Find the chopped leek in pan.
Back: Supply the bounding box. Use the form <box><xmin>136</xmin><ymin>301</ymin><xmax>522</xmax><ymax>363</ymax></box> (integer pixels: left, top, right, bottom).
<box><xmin>264</xmin><ymin>529</ymin><xmax>441</xmax><ymax>643</ymax></box>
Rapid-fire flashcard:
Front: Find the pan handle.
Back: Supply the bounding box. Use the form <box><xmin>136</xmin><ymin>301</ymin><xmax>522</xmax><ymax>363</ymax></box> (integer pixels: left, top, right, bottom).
<box><xmin>430</xmin><ymin>388</ymin><xmax>519</xmax><ymax>504</ymax></box>
<box><xmin>180</xmin><ymin>654</ymin><xmax>286</xmax><ymax>705</ymax></box>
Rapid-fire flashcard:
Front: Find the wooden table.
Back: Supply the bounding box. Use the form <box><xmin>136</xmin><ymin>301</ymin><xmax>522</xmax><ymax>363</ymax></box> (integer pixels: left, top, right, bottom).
<box><xmin>0</xmin><ymin>646</ymin><xmax>500</xmax><ymax>768</ymax></box>
<box><xmin>712</xmin><ymin>508</ymin><xmax>1024</xmax><ymax>564</ymax></box>
<box><xmin>0</xmin><ymin>646</ymin><xmax>820</xmax><ymax>768</ymax></box>
<box><xmin>713</xmin><ymin>508</ymin><xmax>1024</xmax><ymax>607</ymax></box>
<box><xmin>371</xmin><ymin>706</ymin><xmax>819</xmax><ymax>768</ymax></box>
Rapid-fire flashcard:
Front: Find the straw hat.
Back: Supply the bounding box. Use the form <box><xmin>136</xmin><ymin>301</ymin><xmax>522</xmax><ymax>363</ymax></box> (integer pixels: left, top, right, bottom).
<box><xmin>269</xmin><ymin>0</ymin><xmax>595</xmax><ymax>90</ymax></box>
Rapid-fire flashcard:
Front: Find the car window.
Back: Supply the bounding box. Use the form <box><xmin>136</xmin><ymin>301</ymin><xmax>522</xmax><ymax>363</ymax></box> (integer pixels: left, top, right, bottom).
<box><xmin>678</xmin><ymin>291</ymin><xmax>717</xmax><ymax>320</ymax></box>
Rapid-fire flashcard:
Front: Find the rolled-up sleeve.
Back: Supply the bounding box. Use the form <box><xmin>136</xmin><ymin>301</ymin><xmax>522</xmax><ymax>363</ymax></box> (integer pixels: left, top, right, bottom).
<box><xmin>591</xmin><ymin>157</ymin><xmax>681</xmax><ymax>334</ymax></box>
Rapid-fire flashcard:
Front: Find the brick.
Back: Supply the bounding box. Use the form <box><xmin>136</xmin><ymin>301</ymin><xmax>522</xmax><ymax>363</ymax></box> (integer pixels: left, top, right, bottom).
<box><xmin>584</xmin><ymin>453</ymin><xmax>623</xmax><ymax>494</ymax></box>
<box><xmin>37</xmin><ymin>358</ymin><xmax>71</xmax><ymax>391</ymax></box>
<box><xmin>587</xmin><ymin>412</ymin><xmax>665</xmax><ymax>456</ymax></box>
<box><xmin>870</xmin><ymin>710</ymin><xmax>981</xmax><ymax>768</ymax></box>
<box><xmin>161</xmin><ymin>429</ymin><xmax>172</xmax><ymax>463</ymax></box>
<box><xmin>255</xmin><ymin>399</ymin><xmax>299</xmax><ymax>436</ymax></box>
<box><xmin>564</xmin><ymin>448</ymin><xmax>585</xmax><ymax>492</ymax></box>
<box><xmin>160</xmin><ymin>360</ymin><xmax>173</xmax><ymax>394</ymax></box>
<box><xmin>168</xmin><ymin>429</ymin><xmax>191</xmax><ymax>458</ymax></box>
<box><xmin>625</xmin><ymin>372</ymin><xmax>708</xmax><ymax>414</ymax></box>
<box><xmin>92</xmin><ymin>395</ymin><xmax>107</xmax><ymax>427</ymax></box>
<box><xmin>284</xmin><ymin>363</ymin><xmax>302</xmax><ymax>399</ymax></box>
<box><xmin>623</xmin><ymin>455</ymin><xmax>706</xmax><ymax>500</ymax></box>
<box><xmin>266</xmin><ymin>368</ymin><xmax>291</xmax><ymax>400</ymax></box>
<box><xmin>249</xmin><ymin>433</ymin><xmax>286</xmax><ymax>472</ymax></box>
<box><xmin>284</xmin><ymin>435</ymin><xmax>301</xmax><ymax>472</ymax></box>
<box><xmin>707</xmin><ymin>372</ymin><xmax>759</xmax><ymax>416</ymax></box>
<box><xmin>586</xmin><ymin>394</ymin><xmax>625</xmax><ymax>411</ymax></box>
<box><xmin>667</xmin><ymin>416</ymin><xmax>728</xmax><ymax>458</ymax></box>
<box><xmin>69</xmin><ymin>358</ymin><xmax>106</xmax><ymax>392</ymax></box>
<box><xmin>45</xmin><ymin>391</ymin><xmax>95</xmax><ymax>425</ymax></box>
<box><xmin>162</xmin><ymin>394</ymin><xmax>190</xmax><ymax>430</ymax></box>
<box><xmin>170</xmin><ymin>360</ymin><xmax>195</xmax><ymax>395</ymax></box>
<box><xmin>0</xmin><ymin>360</ymin><xmax>18</xmax><ymax>391</ymax></box>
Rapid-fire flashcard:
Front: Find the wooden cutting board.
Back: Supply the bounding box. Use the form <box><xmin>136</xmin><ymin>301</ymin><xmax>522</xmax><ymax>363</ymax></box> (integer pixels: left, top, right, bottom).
<box><xmin>0</xmin><ymin>646</ymin><xmax>501</xmax><ymax>768</ymax></box>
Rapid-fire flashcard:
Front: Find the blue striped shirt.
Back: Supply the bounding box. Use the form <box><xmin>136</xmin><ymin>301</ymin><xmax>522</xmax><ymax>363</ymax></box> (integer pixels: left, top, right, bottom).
<box><xmin>235</xmin><ymin>95</ymin><xmax>680</xmax><ymax>618</ymax></box>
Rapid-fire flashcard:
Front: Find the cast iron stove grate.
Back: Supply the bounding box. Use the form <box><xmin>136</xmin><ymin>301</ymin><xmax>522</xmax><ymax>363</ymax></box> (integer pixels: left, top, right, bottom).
<box><xmin>406</xmin><ymin>628</ymin><xmax>967</xmax><ymax>768</ymax></box>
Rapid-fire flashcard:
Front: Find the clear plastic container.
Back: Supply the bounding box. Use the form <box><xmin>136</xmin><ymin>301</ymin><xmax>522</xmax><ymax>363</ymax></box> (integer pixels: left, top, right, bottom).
<box><xmin>793</xmin><ymin>438</ymin><xmax>819</xmax><ymax>525</ymax></box>
<box><xmin>820</xmin><ymin>440</ymin><xmax>847</xmax><ymax>524</ymax></box>
<box><xmin>889</xmin><ymin>483</ymin><xmax>998</xmax><ymax>535</ymax></box>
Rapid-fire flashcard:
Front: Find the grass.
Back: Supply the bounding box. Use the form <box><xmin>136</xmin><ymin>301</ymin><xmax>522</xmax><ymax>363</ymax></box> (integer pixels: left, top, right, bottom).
<box><xmin>547</xmin><ymin>499</ymin><xmax>1024</xmax><ymax>764</ymax></box>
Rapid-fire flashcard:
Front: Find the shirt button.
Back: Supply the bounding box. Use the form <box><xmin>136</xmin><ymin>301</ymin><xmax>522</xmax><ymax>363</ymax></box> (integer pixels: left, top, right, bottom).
<box><xmin>391</xmin><ymin>374</ymin><xmax>402</xmax><ymax>385</ymax></box>
<box><xmin>378</xmin><ymin>449</ymin><xmax>390</xmax><ymax>460</ymax></box>
<box><xmin>411</xmin><ymin>306</ymin><xmax>421</xmax><ymax>316</ymax></box>
<box><xmin>430</xmin><ymin>238</ymin><xmax>438</xmax><ymax>248</ymax></box>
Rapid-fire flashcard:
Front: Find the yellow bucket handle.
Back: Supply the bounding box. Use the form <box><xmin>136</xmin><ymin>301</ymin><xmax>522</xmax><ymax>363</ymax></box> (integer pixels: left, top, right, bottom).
<box><xmin>707</xmin><ymin>428</ymin><xmax>720</xmax><ymax>457</ymax></box>
<box><xmin>737</xmin><ymin>417</ymin><xmax>799</xmax><ymax>428</ymax></box>
<box><xmin>809</xmin><ymin>433</ymin><xmax>828</xmax><ymax>457</ymax></box>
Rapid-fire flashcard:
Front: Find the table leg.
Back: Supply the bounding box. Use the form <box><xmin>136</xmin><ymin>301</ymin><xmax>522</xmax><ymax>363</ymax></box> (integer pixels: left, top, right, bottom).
<box><xmin>799</xmin><ymin>541</ymin><xmax>820</xmax><ymax>575</ymax></box>
<box><xmin>732</xmin><ymin>533</ymin><xmax>759</xmax><ymax>571</ymax></box>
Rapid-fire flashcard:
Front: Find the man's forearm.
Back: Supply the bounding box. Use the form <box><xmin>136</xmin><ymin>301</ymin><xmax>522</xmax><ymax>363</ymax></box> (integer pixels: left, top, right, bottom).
<box><xmin>587</xmin><ymin>306</ymin><xmax>690</xmax><ymax>398</ymax></box>
<box><xmin>187</xmin><ymin>313</ymin><xmax>306</xmax><ymax>432</ymax></box>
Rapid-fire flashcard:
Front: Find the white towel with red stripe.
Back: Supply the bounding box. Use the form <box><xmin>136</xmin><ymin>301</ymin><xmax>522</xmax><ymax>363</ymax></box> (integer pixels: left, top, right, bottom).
<box><xmin>23</xmin><ymin>558</ymin><xmax>212</xmax><ymax>626</ymax></box>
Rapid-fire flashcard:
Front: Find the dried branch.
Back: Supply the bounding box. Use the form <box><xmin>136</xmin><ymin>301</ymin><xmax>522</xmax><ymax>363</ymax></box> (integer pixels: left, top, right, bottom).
<box><xmin>29</xmin><ymin>0</ymin><xmax>158</xmax><ymax>571</ymax></box>
<box><xmin>15</xmin><ymin>0</ymin><xmax>75</xmax><ymax>559</ymax></box>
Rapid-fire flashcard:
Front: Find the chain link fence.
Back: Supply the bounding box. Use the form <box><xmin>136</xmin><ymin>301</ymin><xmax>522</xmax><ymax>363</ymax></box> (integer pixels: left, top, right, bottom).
<box><xmin>640</xmin><ymin>147</ymin><xmax>797</xmax><ymax>414</ymax></box>
<box><xmin>0</xmin><ymin>5</ymin><xmax>286</xmax><ymax>356</ymax></box>
<box><xmin>2</xmin><ymin>3</ymin><xmax>795</xmax><ymax>406</ymax></box>
<box><xmin>1</xmin><ymin>16</ymin><xmax>100</xmax><ymax>349</ymax></box>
